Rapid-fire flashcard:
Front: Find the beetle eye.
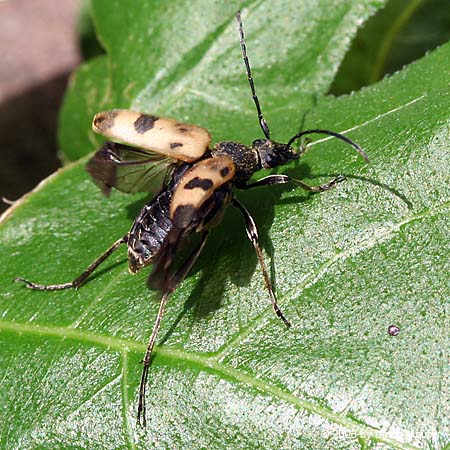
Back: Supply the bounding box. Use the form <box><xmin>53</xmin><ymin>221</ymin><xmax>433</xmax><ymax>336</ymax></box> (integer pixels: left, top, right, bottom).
<box><xmin>252</xmin><ymin>139</ymin><xmax>264</xmax><ymax>146</ymax></box>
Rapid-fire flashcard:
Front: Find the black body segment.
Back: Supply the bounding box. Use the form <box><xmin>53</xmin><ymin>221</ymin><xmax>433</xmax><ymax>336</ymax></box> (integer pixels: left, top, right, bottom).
<box><xmin>211</xmin><ymin>141</ymin><xmax>259</xmax><ymax>183</ymax></box>
<box><xmin>127</xmin><ymin>189</ymin><xmax>174</xmax><ymax>274</ymax></box>
<box><xmin>126</xmin><ymin>162</ymin><xmax>191</xmax><ymax>274</ymax></box>
<box><xmin>253</xmin><ymin>139</ymin><xmax>298</xmax><ymax>169</ymax></box>
<box><xmin>146</xmin><ymin>185</ymin><xmax>233</xmax><ymax>292</ymax></box>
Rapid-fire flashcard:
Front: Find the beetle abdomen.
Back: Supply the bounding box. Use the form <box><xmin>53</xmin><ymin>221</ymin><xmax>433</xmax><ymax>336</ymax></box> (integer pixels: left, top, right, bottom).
<box><xmin>128</xmin><ymin>190</ymin><xmax>173</xmax><ymax>273</ymax></box>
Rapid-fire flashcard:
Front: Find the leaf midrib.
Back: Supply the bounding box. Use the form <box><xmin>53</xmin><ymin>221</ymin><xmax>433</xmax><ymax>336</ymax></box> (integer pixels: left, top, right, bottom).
<box><xmin>0</xmin><ymin>318</ymin><xmax>420</xmax><ymax>449</ymax></box>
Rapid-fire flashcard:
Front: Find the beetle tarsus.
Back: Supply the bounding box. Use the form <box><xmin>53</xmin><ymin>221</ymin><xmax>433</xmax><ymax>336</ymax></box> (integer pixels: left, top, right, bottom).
<box><xmin>275</xmin><ymin>306</ymin><xmax>291</xmax><ymax>328</ymax></box>
<box><xmin>14</xmin><ymin>277</ymin><xmax>73</xmax><ymax>291</ymax></box>
<box><xmin>302</xmin><ymin>174</ymin><xmax>346</xmax><ymax>192</ymax></box>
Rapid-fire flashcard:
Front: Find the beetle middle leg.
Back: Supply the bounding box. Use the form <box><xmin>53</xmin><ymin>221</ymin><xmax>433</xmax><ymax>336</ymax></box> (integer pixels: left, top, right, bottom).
<box><xmin>241</xmin><ymin>173</ymin><xmax>346</xmax><ymax>192</ymax></box>
<box><xmin>232</xmin><ymin>198</ymin><xmax>291</xmax><ymax>328</ymax></box>
<box><xmin>15</xmin><ymin>234</ymin><xmax>129</xmax><ymax>291</ymax></box>
<box><xmin>137</xmin><ymin>230</ymin><xmax>209</xmax><ymax>427</ymax></box>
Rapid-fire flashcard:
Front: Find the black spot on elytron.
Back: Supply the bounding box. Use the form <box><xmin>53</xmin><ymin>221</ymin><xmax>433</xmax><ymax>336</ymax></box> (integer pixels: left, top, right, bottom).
<box><xmin>175</xmin><ymin>124</ymin><xmax>190</xmax><ymax>133</ymax></box>
<box><xmin>184</xmin><ymin>177</ymin><xmax>213</xmax><ymax>191</ymax></box>
<box><xmin>170</xmin><ymin>142</ymin><xmax>183</xmax><ymax>149</ymax></box>
<box><xmin>134</xmin><ymin>114</ymin><xmax>159</xmax><ymax>134</ymax></box>
<box><xmin>173</xmin><ymin>204</ymin><xmax>196</xmax><ymax>228</ymax></box>
<box><xmin>93</xmin><ymin>110</ymin><xmax>118</xmax><ymax>130</ymax></box>
<box><xmin>220</xmin><ymin>167</ymin><xmax>230</xmax><ymax>177</ymax></box>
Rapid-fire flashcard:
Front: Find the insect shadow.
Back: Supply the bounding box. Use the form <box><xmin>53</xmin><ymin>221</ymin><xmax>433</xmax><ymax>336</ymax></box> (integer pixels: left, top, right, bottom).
<box><xmin>157</xmin><ymin>160</ymin><xmax>319</xmax><ymax>346</ymax></box>
<box><xmin>277</xmin><ymin>171</ymin><xmax>413</xmax><ymax>210</ymax></box>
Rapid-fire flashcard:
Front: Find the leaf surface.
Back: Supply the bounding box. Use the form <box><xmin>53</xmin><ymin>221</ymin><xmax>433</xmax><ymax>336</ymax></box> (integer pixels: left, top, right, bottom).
<box><xmin>1</xmin><ymin>1</ymin><xmax>449</xmax><ymax>449</ymax></box>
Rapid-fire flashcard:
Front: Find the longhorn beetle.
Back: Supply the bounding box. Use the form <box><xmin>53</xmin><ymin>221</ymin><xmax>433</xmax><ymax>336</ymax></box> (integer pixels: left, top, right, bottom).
<box><xmin>16</xmin><ymin>12</ymin><xmax>369</xmax><ymax>426</ymax></box>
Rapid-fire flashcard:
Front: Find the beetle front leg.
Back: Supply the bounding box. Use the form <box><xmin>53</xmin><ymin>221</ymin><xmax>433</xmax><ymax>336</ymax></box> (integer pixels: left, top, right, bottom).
<box><xmin>15</xmin><ymin>234</ymin><xmax>129</xmax><ymax>291</ymax></box>
<box><xmin>241</xmin><ymin>174</ymin><xmax>346</xmax><ymax>192</ymax></box>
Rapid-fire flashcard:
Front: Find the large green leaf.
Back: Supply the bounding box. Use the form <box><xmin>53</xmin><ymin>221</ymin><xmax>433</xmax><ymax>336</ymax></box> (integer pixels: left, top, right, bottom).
<box><xmin>1</xmin><ymin>1</ymin><xmax>449</xmax><ymax>449</ymax></box>
<box><xmin>330</xmin><ymin>0</ymin><xmax>450</xmax><ymax>95</ymax></box>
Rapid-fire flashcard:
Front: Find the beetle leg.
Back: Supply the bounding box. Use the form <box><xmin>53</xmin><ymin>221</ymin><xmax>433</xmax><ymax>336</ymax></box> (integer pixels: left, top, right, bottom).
<box><xmin>232</xmin><ymin>198</ymin><xmax>291</xmax><ymax>328</ymax></box>
<box><xmin>241</xmin><ymin>174</ymin><xmax>346</xmax><ymax>192</ymax></box>
<box><xmin>15</xmin><ymin>234</ymin><xmax>129</xmax><ymax>291</ymax></box>
<box><xmin>137</xmin><ymin>230</ymin><xmax>209</xmax><ymax>427</ymax></box>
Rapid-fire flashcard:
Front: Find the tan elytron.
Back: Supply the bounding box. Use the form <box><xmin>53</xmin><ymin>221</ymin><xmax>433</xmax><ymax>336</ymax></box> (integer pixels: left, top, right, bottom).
<box><xmin>92</xmin><ymin>109</ymin><xmax>211</xmax><ymax>162</ymax></box>
<box><xmin>170</xmin><ymin>156</ymin><xmax>235</xmax><ymax>219</ymax></box>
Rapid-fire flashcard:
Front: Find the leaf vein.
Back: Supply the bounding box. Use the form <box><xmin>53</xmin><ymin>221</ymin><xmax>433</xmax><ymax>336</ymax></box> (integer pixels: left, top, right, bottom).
<box><xmin>0</xmin><ymin>319</ymin><xmax>420</xmax><ymax>450</ymax></box>
<box><xmin>121</xmin><ymin>349</ymin><xmax>136</xmax><ymax>450</ymax></box>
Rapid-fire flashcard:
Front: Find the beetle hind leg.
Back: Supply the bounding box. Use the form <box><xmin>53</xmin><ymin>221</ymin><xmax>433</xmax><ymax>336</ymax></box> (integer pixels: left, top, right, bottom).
<box><xmin>137</xmin><ymin>230</ymin><xmax>209</xmax><ymax>427</ymax></box>
<box><xmin>15</xmin><ymin>234</ymin><xmax>128</xmax><ymax>291</ymax></box>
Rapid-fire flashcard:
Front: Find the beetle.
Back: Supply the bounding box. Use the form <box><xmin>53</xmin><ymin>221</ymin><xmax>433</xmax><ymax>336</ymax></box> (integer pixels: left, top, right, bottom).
<box><xmin>15</xmin><ymin>12</ymin><xmax>369</xmax><ymax>426</ymax></box>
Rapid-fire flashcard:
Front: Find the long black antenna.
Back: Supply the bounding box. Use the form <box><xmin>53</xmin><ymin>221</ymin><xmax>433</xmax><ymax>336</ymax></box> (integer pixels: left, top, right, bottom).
<box><xmin>287</xmin><ymin>129</ymin><xmax>370</xmax><ymax>163</ymax></box>
<box><xmin>236</xmin><ymin>11</ymin><xmax>271</xmax><ymax>140</ymax></box>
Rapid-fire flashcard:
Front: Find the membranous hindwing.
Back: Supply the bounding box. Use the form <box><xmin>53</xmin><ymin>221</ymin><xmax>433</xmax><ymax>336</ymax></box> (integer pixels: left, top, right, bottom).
<box><xmin>87</xmin><ymin>110</ymin><xmax>211</xmax><ymax>196</ymax></box>
<box><xmin>86</xmin><ymin>142</ymin><xmax>175</xmax><ymax>196</ymax></box>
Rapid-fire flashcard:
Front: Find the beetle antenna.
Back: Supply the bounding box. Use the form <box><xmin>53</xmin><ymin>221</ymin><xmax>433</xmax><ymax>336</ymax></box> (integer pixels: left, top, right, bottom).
<box><xmin>236</xmin><ymin>11</ymin><xmax>271</xmax><ymax>140</ymax></box>
<box><xmin>287</xmin><ymin>129</ymin><xmax>370</xmax><ymax>163</ymax></box>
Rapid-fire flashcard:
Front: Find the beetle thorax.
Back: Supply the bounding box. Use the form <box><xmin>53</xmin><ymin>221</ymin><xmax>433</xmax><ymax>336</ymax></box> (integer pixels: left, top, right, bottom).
<box><xmin>211</xmin><ymin>141</ymin><xmax>259</xmax><ymax>182</ymax></box>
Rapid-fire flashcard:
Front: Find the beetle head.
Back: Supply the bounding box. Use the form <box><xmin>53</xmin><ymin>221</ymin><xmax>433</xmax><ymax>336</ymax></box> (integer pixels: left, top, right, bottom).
<box><xmin>252</xmin><ymin>139</ymin><xmax>299</xmax><ymax>169</ymax></box>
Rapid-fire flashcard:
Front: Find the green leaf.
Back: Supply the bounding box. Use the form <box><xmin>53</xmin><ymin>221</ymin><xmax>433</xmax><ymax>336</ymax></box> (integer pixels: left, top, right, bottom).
<box><xmin>1</xmin><ymin>1</ymin><xmax>449</xmax><ymax>449</ymax></box>
<box><xmin>330</xmin><ymin>0</ymin><xmax>450</xmax><ymax>95</ymax></box>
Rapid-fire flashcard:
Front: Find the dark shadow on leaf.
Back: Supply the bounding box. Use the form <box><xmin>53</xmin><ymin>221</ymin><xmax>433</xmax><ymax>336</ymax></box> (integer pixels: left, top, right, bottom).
<box><xmin>274</xmin><ymin>165</ymin><xmax>412</xmax><ymax>210</ymax></box>
<box><xmin>343</xmin><ymin>174</ymin><xmax>413</xmax><ymax>209</ymax></box>
<box><xmin>157</xmin><ymin>164</ymin><xmax>316</xmax><ymax>345</ymax></box>
<box><xmin>124</xmin><ymin>194</ymin><xmax>155</xmax><ymax>220</ymax></box>
<box><xmin>84</xmin><ymin>259</ymin><xmax>128</xmax><ymax>282</ymax></box>
<box><xmin>306</xmin><ymin>173</ymin><xmax>413</xmax><ymax>210</ymax></box>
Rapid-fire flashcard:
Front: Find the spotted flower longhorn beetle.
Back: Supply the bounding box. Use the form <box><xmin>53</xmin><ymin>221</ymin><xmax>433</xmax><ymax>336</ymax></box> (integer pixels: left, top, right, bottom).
<box><xmin>16</xmin><ymin>12</ymin><xmax>369</xmax><ymax>426</ymax></box>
